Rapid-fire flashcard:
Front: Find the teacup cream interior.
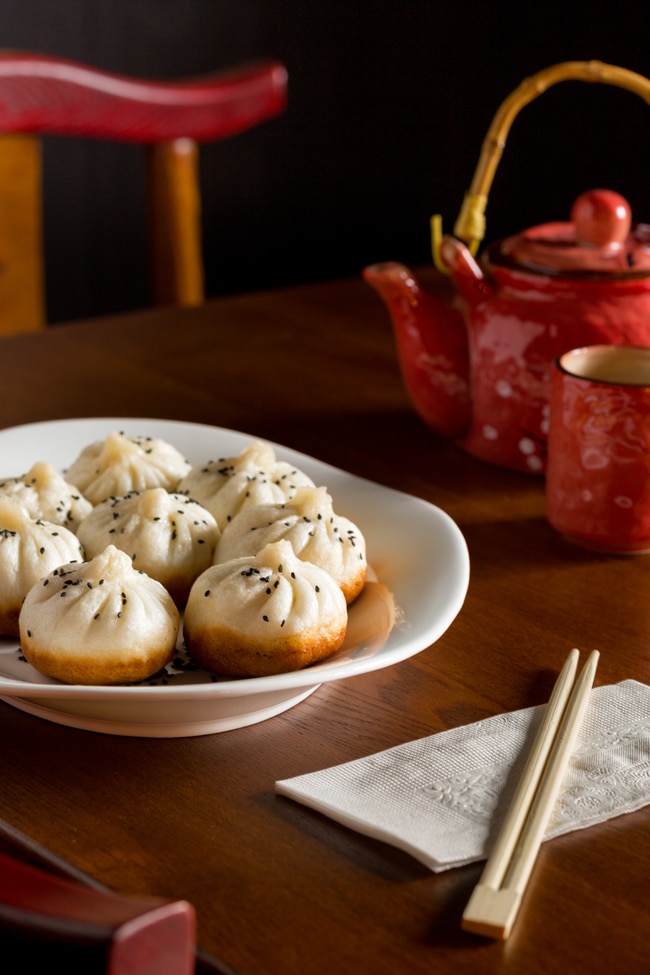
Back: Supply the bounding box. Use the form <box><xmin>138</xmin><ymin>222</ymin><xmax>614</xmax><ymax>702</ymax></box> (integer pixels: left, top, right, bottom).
<box><xmin>559</xmin><ymin>345</ymin><xmax>650</xmax><ymax>386</ymax></box>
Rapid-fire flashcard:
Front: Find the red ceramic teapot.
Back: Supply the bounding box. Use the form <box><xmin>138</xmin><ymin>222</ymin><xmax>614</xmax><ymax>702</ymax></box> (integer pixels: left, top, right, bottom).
<box><xmin>364</xmin><ymin>61</ymin><xmax>650</xmax><ymax>474</ymax></box>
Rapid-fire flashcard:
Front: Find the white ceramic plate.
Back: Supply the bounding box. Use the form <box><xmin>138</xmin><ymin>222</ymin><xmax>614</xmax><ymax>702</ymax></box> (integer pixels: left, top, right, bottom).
<box><xmin>0</xmin><ymin>418</ymin><xmax>469</xmax><ymax>737</ymax></box>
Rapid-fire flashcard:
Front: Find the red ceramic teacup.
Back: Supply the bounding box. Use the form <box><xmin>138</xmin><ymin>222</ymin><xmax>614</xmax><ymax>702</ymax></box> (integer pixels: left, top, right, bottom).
<box><xmin>546</xmin><ymin>345</ymin><xmax>650</xmax><ymax>553</ymax></box>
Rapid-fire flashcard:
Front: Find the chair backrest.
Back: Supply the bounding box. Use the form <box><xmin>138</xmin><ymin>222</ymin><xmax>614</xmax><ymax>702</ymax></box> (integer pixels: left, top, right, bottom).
<box><xmin>0</xmin><ymin>52</ymin><xmax>287</xmax><ymax>335</ymax></box>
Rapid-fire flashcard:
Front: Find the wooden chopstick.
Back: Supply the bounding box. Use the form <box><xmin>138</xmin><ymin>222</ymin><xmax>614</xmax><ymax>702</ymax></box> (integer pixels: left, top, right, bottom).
<box><xmin>462</xmin><ymin>648</ymin><xmax>600</xmax><ymax>940</ymax></box>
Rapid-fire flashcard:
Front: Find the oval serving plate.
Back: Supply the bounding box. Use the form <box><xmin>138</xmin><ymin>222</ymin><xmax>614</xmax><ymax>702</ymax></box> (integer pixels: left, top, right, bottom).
<box><xmin>0</xmin><ymin>418</ymin><xmax>469</xmax><ymax>737</ymax></box>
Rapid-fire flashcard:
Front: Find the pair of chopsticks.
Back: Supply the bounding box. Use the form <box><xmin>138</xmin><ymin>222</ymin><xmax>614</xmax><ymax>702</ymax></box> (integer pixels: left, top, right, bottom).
<box><xmin>462</xmin><ymin>647</ymin><xmax>599</xmax><ymax>940</ymax></box>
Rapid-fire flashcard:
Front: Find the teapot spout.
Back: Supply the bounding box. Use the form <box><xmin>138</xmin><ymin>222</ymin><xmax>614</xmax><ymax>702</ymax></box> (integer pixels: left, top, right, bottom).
<box><xmin>363</xmin><ymin>262</ymin><xmax>471</xmax><ymax>437</ymax></box>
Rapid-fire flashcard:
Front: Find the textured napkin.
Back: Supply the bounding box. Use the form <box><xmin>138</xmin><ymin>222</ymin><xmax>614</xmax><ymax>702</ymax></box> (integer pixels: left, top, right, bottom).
<box><xmin>276</xmin><ymin>680</ymin><xmax>650</xmax><ymax>872</ymax></box>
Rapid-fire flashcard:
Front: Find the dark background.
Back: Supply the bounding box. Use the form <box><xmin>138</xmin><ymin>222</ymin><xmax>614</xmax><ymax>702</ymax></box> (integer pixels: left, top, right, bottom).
<box><xmin>2</xmin><ymin>0</ymin><xmax>650</xmax><ymax>323</ymax></box>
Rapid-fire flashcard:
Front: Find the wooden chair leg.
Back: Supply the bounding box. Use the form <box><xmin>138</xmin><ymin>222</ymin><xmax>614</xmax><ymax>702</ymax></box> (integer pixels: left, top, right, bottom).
<box><xmin>148</xmin><ymin>138</ymin><xmax>205</xmax><ymax>308</ymax></box>
<box><xmin>0</xmin><ymin>134</ymin><xmax>45</xmax><ymax>334</ymax></box>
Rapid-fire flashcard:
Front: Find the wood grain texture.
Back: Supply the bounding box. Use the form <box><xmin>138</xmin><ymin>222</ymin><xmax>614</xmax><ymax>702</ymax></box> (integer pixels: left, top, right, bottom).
<box><xmin>0</xmin><ymin>271</ymin><xmax>648</xmax><ymax>974</ymax></box>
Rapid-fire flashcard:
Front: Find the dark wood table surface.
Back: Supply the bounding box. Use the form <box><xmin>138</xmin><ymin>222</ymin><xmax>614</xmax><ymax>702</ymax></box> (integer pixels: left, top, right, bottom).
<box><xmin>0</xmin><ymin>271</ymin><xmax>648</xmax><ymax>973</ymax></box>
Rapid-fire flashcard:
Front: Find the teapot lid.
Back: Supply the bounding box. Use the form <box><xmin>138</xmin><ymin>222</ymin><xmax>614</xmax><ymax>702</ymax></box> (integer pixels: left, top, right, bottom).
<box><xmin>493</xmin><ymin>189</ymin><xmax>650</xmax><ymax>276</ymax></box>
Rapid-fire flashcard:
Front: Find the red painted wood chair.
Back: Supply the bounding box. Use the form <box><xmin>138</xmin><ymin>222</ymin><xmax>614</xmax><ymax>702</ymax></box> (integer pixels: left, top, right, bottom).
<box><xmin>0</xmin><ymin>844</ymin><xmax>202</xmax><ymax>973</ymax></box>
<box><xmin>0</xmin><ymin>52</ymin><xmax>287</xmax><ymax>335</ymax></box>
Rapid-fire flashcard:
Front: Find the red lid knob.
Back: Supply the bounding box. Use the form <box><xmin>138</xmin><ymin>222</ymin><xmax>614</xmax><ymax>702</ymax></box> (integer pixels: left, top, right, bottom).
<box><xmin>571</xmin><ymin>189</ymin><xmax>631</xmax><ymax>248</ymax></box>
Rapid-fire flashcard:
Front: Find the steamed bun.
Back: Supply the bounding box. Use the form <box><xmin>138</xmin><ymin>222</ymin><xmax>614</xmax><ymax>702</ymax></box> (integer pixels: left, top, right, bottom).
<box><xmin>65</xmin><ymin>431</ymin><xmax>192</xmax><ymax>504</ymax></box>
<box><xmin>77</xmin><ymin>488</ymin><xmax>219</xmax><ymax>605</ymax></box>
<box><xmin>0</xmin><ymin>497</ymin><xmax>85</xmax><ymax>637</ymax></box>
<box><xmin>19</xmin><ymin>545</ymin><xmax>180</xmax><ymax>684</ymax></box>
<box><xmin>214</xmin><ymin>486</ymin><xmax>366</xmax><ymax>603</ymax></box>
<box><xmin>183</xmin><ymin>539</ymin><xmax>347</xmax><ymax>677</ymax></box>
<box><xmin>178</xmin><ymin>440</ymin><xmax>314</xmax><ymax>530</ymax></box>
<box><xmin>0</xmin><ymin>461</ymin><xmax>92</xmax><ymax>530</ymax></box>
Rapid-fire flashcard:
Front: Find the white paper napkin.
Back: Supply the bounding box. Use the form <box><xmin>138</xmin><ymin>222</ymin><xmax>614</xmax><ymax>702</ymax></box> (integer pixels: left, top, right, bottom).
<box><xmin>275</xmin><ymin>680</ymin><xmax>650</xmax><ymax>872</ymax></box>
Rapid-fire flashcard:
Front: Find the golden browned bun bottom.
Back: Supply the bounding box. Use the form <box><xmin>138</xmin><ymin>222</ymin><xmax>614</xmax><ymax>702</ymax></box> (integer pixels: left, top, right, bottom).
<box><xmin>184</xmin><ymin>620</ymin><xmax>346</xmax><ymax>678</ymax></box>
<box><xmin>18</xmin><ymin>638</ymin><xmax>175</xmax><ymax>686</ymax></box>
<box><xmin>340</xmin><ymin>566</ymin><xmax>366</xmax><ymax>605</ymax></box>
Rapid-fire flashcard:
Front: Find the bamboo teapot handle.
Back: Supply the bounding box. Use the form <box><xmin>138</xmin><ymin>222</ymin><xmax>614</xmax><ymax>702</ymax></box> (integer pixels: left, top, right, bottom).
<box><xmin>432</xmin><ymin>60</ymin><xmax>650</xmax><ymax>270</ymax></box>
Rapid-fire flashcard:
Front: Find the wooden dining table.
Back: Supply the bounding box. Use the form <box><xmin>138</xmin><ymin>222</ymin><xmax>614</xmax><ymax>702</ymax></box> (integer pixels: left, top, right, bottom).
<box><xmin>0</xmin><ymin>269</ymin><xmax>648</xmax><ymax>974</ymax></box>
